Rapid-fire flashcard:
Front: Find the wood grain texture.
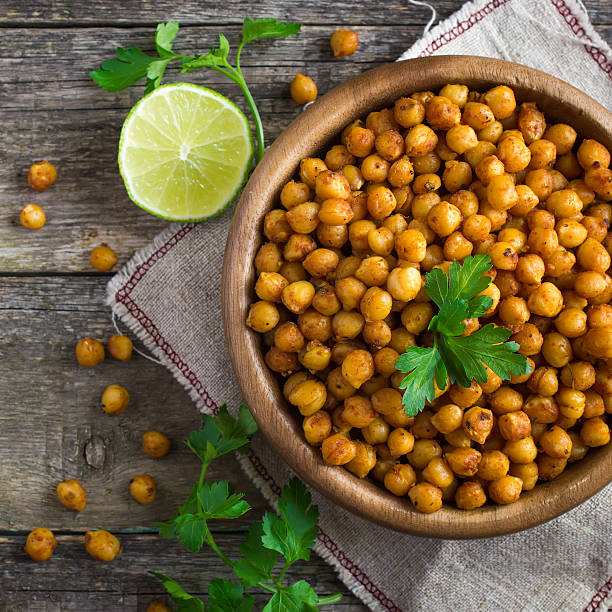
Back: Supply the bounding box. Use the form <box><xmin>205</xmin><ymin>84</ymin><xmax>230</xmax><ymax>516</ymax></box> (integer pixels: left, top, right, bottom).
<box><xmin>0</xmin><ymin>533</ymin><xmax>363</xmax><ymax>611</ymax></box>
<box><xmin>223</xmin><ymin>56</ymin><xmax>612</xmax><ymax>538</ymax></box>
<box><xmin>0</xmin><ymin>276</ymin><xmax>265</xmax><ymax>530</ymax></box>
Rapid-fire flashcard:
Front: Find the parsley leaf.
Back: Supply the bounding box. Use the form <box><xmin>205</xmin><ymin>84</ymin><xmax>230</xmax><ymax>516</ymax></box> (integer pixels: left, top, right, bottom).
<box><xmin>175</xmin><ymin>513</ymin><xmax>208</xmax><ymax>553</ymax></box>
<box><xmin>396</xmin><ymin>347</ymin><xmax>448</xmax><ymax>417</ymax></box>
<box><xmin>241</xmin><ymin>18</ymin><xmax>301</xmax><ymax>45</ymax></box>
<box><xmin>181</xmin><ymin>34</ymin><xmax>231</xmax><ymax>72</ymax></box>
<box><xmin>261</xmin><ymin>478</ymin><xmax>318</xmax><ymax>564</ymax></box>
<box><xmin>90</xmin><ymin>46</ymin><xmax>159</xmax><ymax>92</ymax></box>
<box><xmin>233</xmin><ymin>523</ymin><xmax>279</xmax><ymax>588</ymax></box>
<box><xmin>263</xmin><ymin>581</ymin><xmax>319</xmax><ymax>611</ymax></box>
<box><xmin>207</xmin><ymin>579</ymin><xmax>254</xmax><ymax>612</ymax></box>
<box><xmin>396</xmin><ymin>254</ymin><xmax>531</xmax><ymax>416</ymax></box>
<box><xmin>197</xmin><ymin>481</ymin><xmax>250</xmax><ymax>519</ymax></box>
<box><xmin>155</xmin><ymin>21</ymin><xmax>180</xmax><ymax>57</ymax></box>
<box><xmin>149</xmin><ymin>571</ymin><xmax>205</xmax><ymax>612</ymax></box>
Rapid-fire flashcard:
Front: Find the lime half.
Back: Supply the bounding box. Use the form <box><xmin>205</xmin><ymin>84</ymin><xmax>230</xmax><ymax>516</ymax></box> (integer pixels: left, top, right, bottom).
<box><xmin>118</xmin><ymin>83</ymin><xmax>254</xmax><ymax>222</ymax></box>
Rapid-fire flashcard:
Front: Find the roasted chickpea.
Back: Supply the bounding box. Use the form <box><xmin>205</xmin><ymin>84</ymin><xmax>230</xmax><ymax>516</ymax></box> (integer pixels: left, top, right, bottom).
<box><xmin>267</xmin><ymin>345</ymin><xmax>300</xmax><ymax>374</ymax></box>
<box><xmin>360</xmin><ymin>287</ymin><xmax>393</xmax><ymax>322</ymax></box>
<box><xmin>421</xmin><ymin>457</ymin><xmax>454</xmax><ymax>488</ymax></box>
<box><xmin>408</xmin><ymin>482</ymin><xmax>443</xmax><ymax>513</ymax></box>
<box><xmin>487</xmin><ymin>174</ymin><xmax>519</xmax><ymax>210</ymax></box>
<box><xmin>587</xmin><ymin>303</ymin><xmax>612</xmax><ymax>327</ymax></box>
<box><xmin>129</xmin><ymin>474</ymin><xmax>157</xmax><ymax>504</ymax></box>
<box><xmin>19</xmin><ymin>203</ymin><xmax>46</xmax><ymax>229</ymax></box>
<box><xmin>404</xmin><ymin>124</ymin><xmax>438</xmax><ymax>157</ymax></box>
<box><xmin>584</xmin><ymin>327</ymin><xmax>612</xmax><ymax>359</ymax></box>
<box><xmin>362</xmin><ymin>416</ymin><xmax>391</xmax><ymax>446</ymax></box>
<box><xmin>539</xmin><ymin>425</ymin><xmax>573</xmax><ymax>459</ymax></box>
<box><xmin>382</xmin><ymin>463</ymin><xmax>416</xmax><ymax>496</ymax></box>
<box><xmin>264</xmin><ymin>209</ymin><xmax>292</xmax><ymax>243</ymax></box>
<box><xmin>100</xmin><ymin>384</ymin><xmax>129</xmax><ymax>415</ymax></box>
<box><xmin>374</xmin><ymin>130</ymin><xmax>405</xmax><ymax>162</ymax></box>
<box><xmin>559</xmin><ymin>360</ymin><xmax>595</xmax><ymax>391</ymax></box>
<box><xmin>394</xmin><ymin>97</ymin><xmax>425</xmax><ymax>128</ymax></box>
<box><xmin>282</xmin><ymin>280</ymin><xmax>315</xmax><ymax>314</ymax></box>
<box><xmin>476</xmin><ymin>450</ymin><xmax>509</xmax><ymax>480</ymax></box>
<box><xmin>503</xmin><ymin>435</ymin><xmax>538</xmax><ymax>464</ymax></box>
<box><xmin>280</xmin><ymin>180</ymin><xmax>311</xmax><ymax>209</ymax></box>
<box><xmin>498</xmin><ymin>296</ymin><xmax>529</xmax><ymax>332</ymax></box>
<box><xmin>517</xmin><ymin>102</ymin><xmax>546</xmax><ymax>144</ymax></box>
<box><xmin>497</xmin><ymin>136</ymin><xmax>531</xmax><ymax>173</ymax></box>
<box><xmin>290</xmin><ymin>73</ymin><xmax>317</xmax><ymax>104</ymax></box>
<box><xmin>385</xmin><ymin>266</ymin><xmax>421</xmax><ymax>302</ymax></box>
<box><xmin>322</xmin><ymin>433</ymin><xmax>356</xmax><ymax>465</ymax></box>
<box><xmin>25</xmin><ymin>528</ymin><xmax>57</xmax><ymax>562</ymax></box>
<box><xmin>543</xmin><ymin>123</ymin><xmax>576</xmax><ymax>155</ymax></box>
<box><xmin>488</xmin><ymin>475</ymin><xmax>522</xmax><ymax>504</ymax></box>
<box><xmin>462</xmin><ymin>102</ymin><xmax>495</xmax><ymax>130</ymax></box>
<box><xmin>90</xmin><ymin>245</ymin><xmax>118</xmax><ymax>271</ymax></box>
<box><xmin>246</xmin><ymin>301</ymin><xmax>280</xmax><ymax>333</ymax></box>
<box><xmin>555</xmin><ymin>151</ymin><xmax>582</xmax><ymax>179</ymax></box>
<box><xmin>75</xmin><ymin>336</ymin><xmax>105</xmax><ymax>367</ymax></box>
<box><xmin>527</xmin><ymin>227</ymin><xmax>558</xmax><ymax>259</ymax></box>
<box><xmin>445</xmin><ymin>447</ymin><xmax>481</xmax><ymax>477</ymax></box>
<box><xmin>577</xmin><ymin>237</ymin><xmax>611</xmax><ymax>273</ymax></box>
<box><xmin>85</xmin><ymin>530</ymin><xmax>121</xmax><ymax>562</ymax></box>
<box><xmin>54</xmin><ymin>478</ymin><xmax>87</xmax><ymax>513</ymax></box>
<box><xmin>311</xmin><ymin>280</ymin><xmax>341</xmax><ymax>316</ymax></box>
<box><xmin>299</xmin><ymin>158</ymin><xmax>327</xmax><ymax>188</ymax></box>
<box><xmin>147</xmin><ymin>602</ymin><xmax>171</xmax><ymax>612</ymax></box>
<box><xmin>483</xmin><ymin>85</ymin><xmax>516</xmax><ymax>119</ymax></box>
<box><xmin>528</xmin><ymin>139</ymin><xmax>556</xmax><ymax>169</ymax></box>
<box><xmin>330</xmin><ymin>29</ymin><xmax>359</xmax><ymax>58</ymax></box>
<box><xmin>255</xmin><ymin>272</ymin><xmax>288</xmax><ymax>303</ymax></box>
<box><xmin>345</xmin><ymin>441</ymin><xmax>377</xmax><ymax>478</ymax></box>
<box><xmin>577</xmin><ymin>139</ymin><xmax>610</xmax><ymax>170</ymax></box>
<box><xmin>537</xmin><ymin>454</ymin><xmax>567</xmax><ymax>480</ymax></box>
<box><xmin>302</xmin><ymin>410</ymin><xmax>332</xmax><ymax>446</ymax></box>
<box><xmin>280</xmin><ymin>261</ymin><xmax>307</xmax><ymax>283</ymax></box>
<box><xmin>453</xmin><ymin>481</ymin><xmax>486</xmax><ymax>509</ymax></box>
<box><xmin>345</xmin><ymin>126</ymin><xmax>376</xmax><ymax>157</ymax></box>
<box><xmin>581</xmin><ymin>416</ymin><xmax>610</xmax><ymax>447</ymax></box>
<box><xmin>142</xmin><ymin>430</ymin><xmax>171</xmax><ymax>458</ymax></box>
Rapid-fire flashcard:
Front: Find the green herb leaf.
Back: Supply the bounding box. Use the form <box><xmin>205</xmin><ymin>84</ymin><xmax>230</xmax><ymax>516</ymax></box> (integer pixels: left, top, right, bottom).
<box><xmin>149</xmin><ymin>571</ymin><xmax>205</xmax><ymax>611</ymax></box>
<box><xmin>263</xmin><ymin>580</ymin><xmax>319</xmax><ymax>612</ymax></box>
<box><xmin>423</xmin><ymin>266</ymin><xmax>449</xmax><ymax>308</ymax></box>
<box><xmin>447</xmin><ymin>254</ymin><xmax>492</xmax><ymax>302</ymax></box>
<box><xmin>207</xmin><ymin>579</ymin><xmax>254</xmax><ymax>612</ymax></box>
<box><xmin>395</xmin><ymin>347</ymin><xmax>447</xmax><ymax>417</ymax></box>
<box><xmin>241</xmin><ymin>18</ymin><xmax>301</xmax><ymax>45</ymax></box>
<box><xmin>465</xmin><ymin>294</ymin><xmax>494</xmax><ymax>319</ymax></box>
<box><xmin>90</xmin><ymin>46</ymin><xmax>159</xmax><ymax>92</ymax></box>
<box><xmin>233</xmin><ymin>523</ymin><xmax>279</xmax><ymax>588</ymax></box>
<box><xmin>198</xmin><ymin>481</ymin><xmax>251</xmax><ymax>519</ymax></box>
<box><xmin>175</xmin><ymin>513</ymin><xmax>208</xmax><ymax>553</ymax></box>
<box><xmin>155</xmin><ymin>21</ymin><xmax>180</xmax><ymax>57</ymax></box>
<box><xmin>428</xmin><ymin>300</ymin><xmax>469</xmax><ymax>337</ymax></box>
<box><xmin>261</xmin><ymin>478</ymin><xmax>318</xmax><ymax>564</ymax></box>
<box><xmin>181</xmin><ymin>34</ymin><xmax>231</xmax><ymax>72</ymax></box>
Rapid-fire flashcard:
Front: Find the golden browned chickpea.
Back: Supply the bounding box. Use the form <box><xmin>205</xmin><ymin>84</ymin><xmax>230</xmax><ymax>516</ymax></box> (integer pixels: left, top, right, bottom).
<box><xmin>393</xmin><ymin>229</ymin><xmax>425</xmax><ymax>263</ymax></box>
<box><xmin>384</xmin><ymin>463</ymin><xmax>417</xmax><ymax>496</ymax></box>
<box><xmin>311</xmin><ymin>280</ymin><xmax>341</xmax><ymax>316</ymax></box>
<box><xmin>462</xmin><ymin>102</ymin><xmax>495</xmax><ymax>130</ymax></box>
<box><xmin>514</xmin><ymin>255</ymin><xmax>544</xmax><ymax>287</ymax></box>
<box><xmin>366</xmin><ymin>108</ymin><xmax>399</xmax><ymax>136</ymax></box>
<box><xmin>486</xmin><ymin>175</ymin><xmax>518</xmax><ymax>212</ymax></box>
<box><xmin>583</xmin><ymin>390</ymin><xmax>605</xmax><ymax>419</ymax></box>
<box><xmin>511</xmin><ymin>323</ymin><xmax>543</xmax><ymax>356</ymax></box>
<box><xmin>425</xmin><ymin>96</ymin><xmax>460</xmax><ymax>130</ymax></box>
<box><xmin>289</xmin><ymin>379</ymin><xmax>327</xmax><ymax>415</ymax></box>
<box><xmin>539</xmin><ymin>425</ymin><xmax>573</xmax><ymax>459</ymax></box>
<box><xmin>445</xmin><ymin>447</ymin><xmax>482</xmax><ymax>477</ymax></box>
<box><xmin>400</xmin><ymin>303</ymin><xmax>432</xmax><ymax>336</ymax></box>
<box><xmin>560</xmin><ymin>360</ymin><xmax>595</xmax><ymax>391</ymax></box>
<box><xmin>341</xmin><ymin>395</ymin><xmax>375</xmax><ymax>428</ymax></box>
<box><xmin>374</xmin><ymin>129</ymin><xmax>405</xmax><ymax>162</ymax></box>
<box><xmin>408</xmin><ymin>482</ymin><xmax>443</xmax><ymax>513</ymax></box>
<box><xmin>577</xmin><ymin>237</ymin><xmax>611</xmax><ymax>273</ymax></box>
<box><xmin>476</xmin><ymin>282</ymin><xmax>500</xmax><ymax>317</ymax></box>
<box><xmin>341</xmin><ymin>349</ymin><xmax>374</xmax><ymax>389</ymax></box>
<box><xmin>341</xmin><ymin>165</ymin><xmax>364</xmax><ymax>192</ymax></box>
<box><xmin>335</xmin><ymin>275</ymin><xmax>366</xmax><ymax>310</ymax></box>
<box><xmin>25</xmin><ymin>528</ymin><xmax>57</xmax><ymax>562</ymax></box>
<box><xmin>488</xmin><ymin>475</ymin><xmax>523</xmax><ymax>504</ymax></box>
<box><xmin>129</xmin><ymin>474</ymin><xmax>157</xmax><ymax>504</ymax></box>
<box><xmin>302</xmin><ymin>248</ymin><xmax>339</xmax><ymax>279</ymax></box>
<box><xmin>386</xmin><ymin>267</ymin><xmax>421</xmax><ymax>303</ymax></box>
<box><xmin>549</xmin><ymin>168</ymin><xmax>569</xmax><ymax>191</ymax></box>
<box><xmin>330</xmin><ymin>28</ymin><xmax>359</xmax><ymax>58</ymax></box>
<box><xmin>580</xmin><ymin>416</ymin><xmax>611</xmax><ymax>447</ymax></box>
<box><xmin>441</xmin><ymin>231</ymin><xmax>471</xmax><ymax>261</ymax></box>
<box><xmin>385</xmin><ymin>428</ymin><xmax>414</xmax><ymax>457</ymax></box>
<box><xmin>411</xmin><ymin>192</ymin><xmax>440</xmax><ymax>222</ymax></box>
<box><xmin>523</xmin><ymin>394</ymin><xmax>559</xmax><ymax>424</ymax></box>
<box><xmin>332</xmin><ymin>311</ymin><xmax>365</xmax><ymax>342</ymax></box>
<box><xmin>478</xmin><ymin>120</ymin><xmax>504</xmax><ymax>143</ymax></box>
<box><xmin>142</xmin><ymin>430</ymin><xmax>171</xmax><ymax>458</ymax></box>
<box><xmin>537</xmin><ymin>454</ymin><xmax>567</xmax><ymax>480</ymax></box>
<box><xmin>75</xmin><ymin>337</ymin><xmax>105</xmax><ymax>367</ymax></box>
<box><xmin>266</xmin><ymin>345</ymin><xmax>300</xmax><ymax>374</ymax></box>
<box><xmin>577</xmin><ymin>139</ymin><xmax>610</xmax><ymax>170</ymax></box>
<box><xmin>264</xmin><ymin>209</ymin><xmax>292</xmax><ymax>243</ymax></box>
<box><xmin>437</xmin><ymin>84</ymin><xmax>468</xmax><ymax>108</ymax></box>
<box><xmin>566</xmin><ymin>431</ymin><xmax>588</xmax><ymax>463</ymax></box>
<box><xmin>315</xmin><ymin>170</ymin><xmax>350</xmax><ymax>201</ymax></box>
<box><xmin>360</xmin><ymin>287</ymin><xmax>393</xmax><ymax>323</ymax></box>
<box><xmin>476</xmin><ymin>154</ymin><xmax>505</xmax><ymax>185</ymax></box>
<box><xmin>345</xmin><ymin>126</ymin><xmax>375</xmax><ymax>158</ymax></box>
<box><xmin>428</xmin><ymin>404</ymin><xmax>461</xmax><ymax>435</ymax></box>
<box><xmin>498</xmin><ymin>296</ymin><xmax>529</xmax><ymax>332</ymax></box>
<box><xmin>568</xmin><ymin>179</ymin><xmax>596</xmax><ymax>206</ymax></box>
<box><xmin>562</xmin><ymin>290</ymin><xmax>587</xmax><ymax>311</ymax></box>
<box><xmin>146</xmin><ymin>601</ymin><xmax>171</xmax><ymax>612</ymax></box>
<box><xmin>442</xmin><ymin>160</ymin><xmax>472</xmax><ymax>193</ymax></box>
<box><xmin>412</xmin><ymin>173</ymin><xmax>441</xmax><ymax>195</ymax></box>
<box><xmin>280</xmin><ymin>262</ymin><xmax>307</xmax><ymax>284</ymax></box>
<box><xmin>543</xmin><ymin>123</ymin><xmax>576</xmax><ymax>155</ymax></box>
<box><xmin>85</xmin><ymin>530</ymin><xmax>121</xmax><ymax>562</ymax></box>
<box><xmin>281</xmin><ymin>280</ymin><xmax>315</xmax><ymax>314</ymax></box>
<box><xmin>517</xmin><ymin>102</ymin><xmax>546</xmax><ymax>144</ymax></box>
<box><xmin>348</xmin><ymin>219</ymin><xmax>376</xmax><ymax>253</ymax></box>
<box><xmin>90</xmin><ymin>245</ymin><xmax>118</xmax><ymax>271</ymax></box>
<box><xmin>527</xmin><ymin>366</ymin><xmax>559</xmax><ymax>397</ymax></box>
<box><xmin>300</xmin><ymin>158</ymin><xmax>327</xmax><ymax>189</ymax></box>
<box><xmin>497</xmin><ymin>136</ymin><xmax>531</xmax><ymax>173</ymax></box>
<box><xmin>527</xmin><ymin>227</ymin><xmax>558</xmax><ymax>260</ymax></box>
<box><xmin>57</xmin><ymin>479</ymin><xmax>87</xmax><ymax>511</ymax></box>
<box><xmin>453</xmin><ymin>480</ymin><xmax>486</xmax><ymax>509</ymax></box>
<box><xmin>503</xmin><ymin>435</ymin><xmax>538</xmax><ymax>464</ymax></box>
<box><xmin>290</xmin><ymin>73</ymin><xmax>317</xmax><ymax>104</ymax></box>
<box><xmin>507</xmin><ymin>461</ymin><xmax>537</xmax><ymax>490</ymax></box>
<box><xmin>317</xmin><ymin>223</ymin><xmax>348</xmax><ymax>249</ymax></box>
<box><xmin>483</xmin><ymin>85</ymin><xmax>516</xmax><ymax>119</ymax></box>
<box><xmin>555</xmin><ymin>151</ymin><xmax>582</xmax><ymax>179</ymax></box>
<box><xmin>587</xmin><ymin>303</ymin><xmax>612</xmax><ymax>328</ymax></box>
<box><xmin>487</xmin><ymin>385</ymin><xmax>522</xmax><ymax>415</ymax></box>
<box><xmin>366</xmin><ymin>186</ymin><xmax>396</xmax><ymax>220</ymax></box>
<box><xmin>246</xmin><ymin>301</ymin><xmax>280</xmax><ymax>333</ymax></box>
<box><xmin>541</xmin><ymin>331</ymin><xmax>573</xmax><ymax>368</ymax></box>
<box><xmin>303</xmin><ymin>411</ymin><xmax>333</xmax><ymax>447</ymax></box>
<box><xmin>354</xmin><ymin>256</ymin><xmax>388</xmax><ymax>287</ymax></box>
<box><xmin>581</xmin><ymin>215</ymin><xmax>608</xmax><ymax>243</ymax></box>
<box><xmin>445</xmin><ymin>124</ymin><xmax>478</xmax><ymax>155</ymax></box>
<box><xmin>392</xmin><ymin>97</ymin><xmax>424</xmax><ymax>128</ymax></box>
<box><xmin>583</xmin><ymin>327</ymin><xmax>612</xmax><ymax>360</ymax></box>
<box><xmin>461</xmin><ymin>406</ymin><xmax>492</xmax><ymax>444</ymax></box>
<box><xmin>526</xmin><ymin>282</ymin><xmax>563</xmax><ymax>318</ymax></box>
<box><xmin>422</xmin><ymin>457</ymin><xmax>454</xmax><ymax>488</ymax></box>
<box><xmin>575</xmin><ymin>271</ymin><xmax>609</xmax><ymax>299</ymax></box>
<box><xmin>488</xmin><ymin>242</ymin><xmax>518</xmax><ymax>272</ymax></box>
<box><xmin>104</xmin><ymin>336</ymin><xmax>133</xmax><ymax>363</ymax></box>
<box><xmin>409</xmin><ymin>410</ymin><xmax>436</xmax><ymax>439</ymax></box>
<box><xmin>509</xmin><ymin>184</ymin><xmax>539</xmax><ymax>217</ymax></box>
<box><xmin>584</xmin><ymin>164</ymin><xmax>612</xmax><ymax>200</ymax></box>
<box><xmin>477</xmin><ymin>450</ymin><xmax>510</xmax><ymax>481</ymax></box>
<box><xmin>28</xmin><ymin>160</ymin><xmax>58</xmax><ymax>191</ymax></box>
<box><xmin>461</xmin><ymin>214</ymin><xmax>490</xmax><ymax>243</ymax></box>
<box><xmin>343</xmin><ymin>441</ymin><xmax>376</xmax><ymax>479</ymax></box>
<box><xmin>255</xmin><ymin>272</ymin><xmax>288</xmax><ymax>303</ymax></box>
<box><xmin>362</xmin><ymin>416</ymin><xmax>390</xmax><ymax>446</ymax></box>
<box><xmin>405</xmin><ymin>439</ymin><xmax>441</xmax><ymax>471</ymax></box>
<box><xmin>404</xmin><ymin>124</ymin><xmax>438</xmax><ymax>157</ymax></box>
<box><xmin>299</xmin><ymin>340</ymin><xmax>331</xmax><ymax>372</ymax></box>
<box><xmin>19</xmin><ymin>203</ymin><xmax>46</xmax><ymax>229</ymax></box>
<box><xmin>360</xmin><ymin>155</ymin><xmax>388</xmax><ymax>184</ymax></box>
<box><xmin>555</xmin><ymin>220</ymin><xmax>588</xmax><ymax>250</ymax></box>
<box><xmin>528</xmin><ymin>139</ymin><xmax>556</xmax><ymax>169</ymax></box>
<box><xmin>498</xmin><ymin>411</ymin><xmax>531</xmax><ymax>442</ymax></box>
<box><xmin>101</xmin><ymin>384</ymin><xmax>129</xmax><ymax>415</ymax></box>
<box><xmin>280</xmin><ymin>180</ymin><xmax>311</xmax><ymax>209</ymax></box>
<box><xmin>286</xmin><ymin>201</ymin><xmax>320</xmax><ymax>234</ymax></box>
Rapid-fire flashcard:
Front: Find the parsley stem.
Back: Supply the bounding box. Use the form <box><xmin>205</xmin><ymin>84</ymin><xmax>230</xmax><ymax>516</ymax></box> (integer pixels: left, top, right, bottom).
<box><xmin>258</xmin><ymin>581</ymin><xmax>277</xmax><ymax>594</ymax></box>
<box><xmin>234</xmin><ymin>74</ymin><xmax>265</xmax><ymax>163</ymax></box>
<box><xmin>318</xmin><ymin>593</ymin><xmax>344</xmax><ymax>605</ymax></box>
<box><xmin>276</xmin><ymin>559</ymin><xmax>290</xmax><ymax>586</ymax></box>
<box><xmin>203</xmin><ymin>523</ymin><xmax>233</xmax><ymax>569</ymax></box>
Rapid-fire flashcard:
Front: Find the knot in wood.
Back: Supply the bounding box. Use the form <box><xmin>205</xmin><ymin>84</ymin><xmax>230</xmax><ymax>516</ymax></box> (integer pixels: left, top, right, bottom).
<box><xmin>84</xmin><ymin>435</ymin><xmax>106</xmax><ymax>469</ymax></box>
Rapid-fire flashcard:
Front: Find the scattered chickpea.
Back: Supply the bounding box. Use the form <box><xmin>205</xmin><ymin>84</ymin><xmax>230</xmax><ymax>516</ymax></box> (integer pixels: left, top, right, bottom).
<box><xmin>25</xmin><ymin>528</ymin><xmax>57</xmax><ymax>562</ymax></box>
<box><xmin>19</xmin><ymin>203</ymin><xmax>46</xmax><ymax>229</ymax></box>
<box><xmin>101</xmin><ymin>384</ymin><xmax>130</xmax><ymax>415</ymax></box>
<box><xmin>56</xmin><ymin>479</ymin><xmax>87</xmax><ymax>511</ymax></box>
<box><xmin>146</xmin><ymin>602</ymin><xmax>171</xmax><ymax>612</ymax></box>
<box><xmin>107</xmin><ymin>334</ymin><xmax>133</xmax><ymax>360</ymax></box>
<box><xmin>75</xmin><ymin>337</ymin><xmax>105</xmax><ymax>367</ymax></box>
<box><xmin>142</xmin><ymin>430</ymin><xmax>171</xmax><ymax>458</ymax></box>
<box><xmin>330</xmin><ymin>29</ymin><xmax>359</xmax><ymax>58</ymax></box>
<box><xmin>85</xmin><ymin>530</ymin><xmax>121</xmax><ymax>562</ymax></box>
<box><xmin>28</xmin><ymin>160</ymin><xmax>57</xmax><ymax>192</ymax></box>
<box><xmin>290</xmin><ymin>73</ymin><xmax>318</xmax><ymax>105</ymax></box>
<box><xmin>129</xmin><ymin>474</ymin><xmax>158</xmax><ymax>504</ymax></box>
<box><xmin>90</xmin><ymin>244</ymin><xmax>118</xmax><ymax>272</ymax></box>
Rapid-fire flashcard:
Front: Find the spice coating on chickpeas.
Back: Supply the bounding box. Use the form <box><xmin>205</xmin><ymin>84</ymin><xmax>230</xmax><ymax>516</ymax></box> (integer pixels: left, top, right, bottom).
<box><xmin>28</xmin><ymin>161</ymin><xmax>58</xmax><ymax>192</ymax></box>
<box><xmin>129</xmin><ymin>474</ymin><xmax>157</xmax><ymax>504</ymax></box>
<box><xmin>142</xmin><ymin>430</ymin><xmax>171</xmax><ymax>458</ymax></box>
<box><xmin>57</xmin><ymin>479</ymin><xmax>87</xmax><ymax>511</ymax></box>
<box><xmin>25</xmin><ymin>528</ymin><xmax>57</xmax><ymax>562</ymax></box>
<box><xmin>75</xmin><ymin>337</ymin><xmax>105</xmax><ymax>367</ymax></box>
<box><xmin>85</xmin><ymin>530</ymin><xmax>121</xmax><ymax>562</ymax></box>
<box><xmin>249</xmin><ymin>83</ymin><xmax>612</xmax><ymax>513</ymax></box>
<box><xmin>20</xmin><ymin>203</ymin><xmax>46</xmax><ymax>230</ymax></box>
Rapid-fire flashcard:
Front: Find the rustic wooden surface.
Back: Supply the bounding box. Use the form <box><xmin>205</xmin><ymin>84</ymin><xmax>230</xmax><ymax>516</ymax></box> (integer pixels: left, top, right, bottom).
<box><xmin>1</xmin><ymin>1</ymin><xmax>611</xmax><ymax>610</ymax></box>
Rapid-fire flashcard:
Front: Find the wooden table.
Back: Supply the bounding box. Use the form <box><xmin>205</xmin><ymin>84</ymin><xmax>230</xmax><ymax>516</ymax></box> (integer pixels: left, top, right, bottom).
<box><xmin>1</xmin><ymin>2</ymin><xmax>610</xmax><ymax>610</ymax></box>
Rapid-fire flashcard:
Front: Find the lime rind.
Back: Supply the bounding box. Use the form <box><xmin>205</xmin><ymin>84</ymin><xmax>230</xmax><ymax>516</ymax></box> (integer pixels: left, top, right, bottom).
<box><xmin>118</xmin><ymin>83</ymin><xmax>254</xmax><ymax>222</ymax></box>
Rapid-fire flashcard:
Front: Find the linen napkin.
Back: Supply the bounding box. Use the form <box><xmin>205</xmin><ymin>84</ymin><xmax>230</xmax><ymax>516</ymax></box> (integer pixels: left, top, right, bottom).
<box><xmin>108</xmin><ymin>0</ymin><xmax>612</xmax><ymax>609</ymax></box>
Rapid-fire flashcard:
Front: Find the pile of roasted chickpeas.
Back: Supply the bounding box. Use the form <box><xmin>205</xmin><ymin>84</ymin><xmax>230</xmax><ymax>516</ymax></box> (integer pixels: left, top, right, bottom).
<box><xmin>247</xmin><ymin>83</ymin><xmax>612</xmax><ymax>514</ymax></box>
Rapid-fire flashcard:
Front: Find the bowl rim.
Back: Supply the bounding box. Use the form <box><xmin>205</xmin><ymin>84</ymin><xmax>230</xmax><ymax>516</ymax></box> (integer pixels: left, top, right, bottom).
<box><xmin>222</xmin><ymin>55</ymin><xmax>612</xmax><ymax>538</ymax></box>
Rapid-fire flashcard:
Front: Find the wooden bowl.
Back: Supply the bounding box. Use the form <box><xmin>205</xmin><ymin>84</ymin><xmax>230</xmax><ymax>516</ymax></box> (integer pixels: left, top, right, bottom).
<box><xmin>222</xmin><ymin>56</ymin><xmax>612</xmax><ymax>538</ymax></box>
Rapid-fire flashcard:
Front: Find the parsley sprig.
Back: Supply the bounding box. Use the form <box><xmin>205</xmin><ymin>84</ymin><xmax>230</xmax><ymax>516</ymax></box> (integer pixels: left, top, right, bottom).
<box><xmin>151</xmin><ymin>404</ymin><xmax>341</xmax><ymax>611</ymax></box>
<box><xmin>396</xmin><ymin>254</ymin><xmax>532</xmax><ymax>417</ymax></box>
<box><xmin>91</xmin><ymin>18</ymin><xmax>301</xmax><ymax>162</ymax></box>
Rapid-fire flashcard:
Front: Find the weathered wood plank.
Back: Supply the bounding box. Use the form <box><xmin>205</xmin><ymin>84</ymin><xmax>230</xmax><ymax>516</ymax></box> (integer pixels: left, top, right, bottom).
<box><xmin>0</xmin><ymin>1</ymin><xmax>609</xmax><ymax>26</ymax></box>
<box><xmin>1</xmin><ymin>533</ymin><xmax>365</xmax><ymax>610</ymax></box>
<box><xmin>0</xmin><ymin>276</ymin><xmax>268</xmax><ymax>531</ymax></box>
